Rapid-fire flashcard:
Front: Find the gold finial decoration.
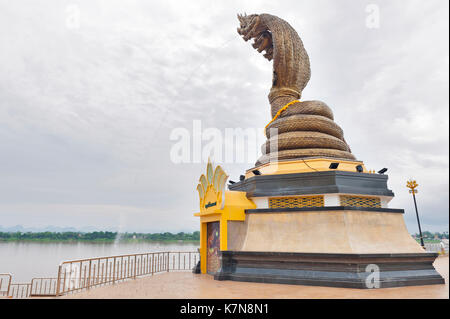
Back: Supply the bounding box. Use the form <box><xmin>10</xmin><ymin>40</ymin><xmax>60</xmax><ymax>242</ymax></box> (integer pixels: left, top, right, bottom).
<box><xmin>196</xmin><ymin>159</ymin><xmax>228</xmax><ymax>213</ymax></box>
<box><xmin>406</xmin><ymin>179</ymin><xmax>418</xmax><ymax>194</ymax></box>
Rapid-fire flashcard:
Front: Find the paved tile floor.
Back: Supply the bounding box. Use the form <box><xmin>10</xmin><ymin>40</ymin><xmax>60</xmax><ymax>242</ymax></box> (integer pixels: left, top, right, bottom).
<box><xmin>62</xmin><ymin>256</ymin><xmax>448</xmax><ymax>299</ymax></box>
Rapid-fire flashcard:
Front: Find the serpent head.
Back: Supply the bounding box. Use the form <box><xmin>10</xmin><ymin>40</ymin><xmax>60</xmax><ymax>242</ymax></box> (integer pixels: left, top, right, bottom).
<box><xmin>237</xmin><ymin>13</ymin><xmax>311</xmax><ymax>106</ymax></box>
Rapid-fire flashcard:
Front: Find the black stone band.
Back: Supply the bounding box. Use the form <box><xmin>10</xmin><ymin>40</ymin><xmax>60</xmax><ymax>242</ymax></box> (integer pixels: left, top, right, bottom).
<box><xmin>214</xmin><ymin>251</ymin><xmax>444</xmax><ymax>289</ymax></box>
<box><xmin>217</xmin><ymin>250</ymin><xmax>438</xmax><ymax>258</ymax></box>
<box><xmin>229</xmin><ymin>170</ymin><xmax>395</xmax><ymax>197</ymax></box>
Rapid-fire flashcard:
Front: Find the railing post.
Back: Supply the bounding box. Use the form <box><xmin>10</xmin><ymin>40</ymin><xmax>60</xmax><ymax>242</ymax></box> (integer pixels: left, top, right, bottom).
<box><xmin>121</xmin><ymin>258</ymin><xmax>124</xmax><ymax>280</ymax></box>
<box><xmin>83</xmin><ymin>265</ymin><xmax>87</xmax><ymax>289</ymax></box>
<box><xmin>62</xmin><ymin>268</ymin><xmax>67</xmax><ymax>295</ymax></box>
<box><xmin>151</xmin><ymin>254</ymin><xmax>154</xmax><ymax>275</ymax></box>
<box><xmin>167</xmin><ymin>253</ymin><xmax>170</xmax><ymax>272</ymax></box>
<box><xmin>56</xmin><ymin>265</ymin><xmax>62</xmax><ymax>296</ymax></box>
<box><xmin>78</xmin><ymin>262</ymin><xmax>82</xmax><ymax>290</ymax></box>
<box><xmin>113</xmin><ymin>257</ymin><xmax>116</xmax><ymax>284</ymax></box>
<box><xmin>29</xmin><ymin>278</ymin><xmax>35</xmax><ymax>296</ymax></box>
<box><xmin>134</xmin><ymin>255</ymin><xmax>137</xmax><ymax>279</ymax></box>
<box><xmin>105</xmin><ymin>259</ymin><xmax>109</xmax><ymax>284</ymax></box>
<box><xmin>88</xmin><ymin>260</ymin><xmax>92</xmax><ymax>289</ymax></box>
<box><xmin>7</xmin><ymin>274</ymin><xmax>12</xmax><ymax>297</ymax></box>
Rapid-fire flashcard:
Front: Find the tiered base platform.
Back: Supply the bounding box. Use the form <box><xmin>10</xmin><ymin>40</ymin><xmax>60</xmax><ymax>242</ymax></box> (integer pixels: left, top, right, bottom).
<box><xmin>215</xmin><ymin>251</ymin><xmax>444</xmax><ymax>289</ymax></box>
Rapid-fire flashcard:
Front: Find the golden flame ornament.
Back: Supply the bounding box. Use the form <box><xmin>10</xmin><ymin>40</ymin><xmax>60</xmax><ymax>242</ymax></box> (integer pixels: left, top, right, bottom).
<box><xmin>197</xmin><ymin>159</ymin><xmax>228</xmax><ymax>213</ymax></box>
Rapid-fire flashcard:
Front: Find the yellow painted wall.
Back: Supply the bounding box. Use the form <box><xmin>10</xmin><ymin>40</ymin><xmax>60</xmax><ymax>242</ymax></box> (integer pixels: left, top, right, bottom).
<box><xmin>195</xmin><ymin>191</ymin><xmax>256</xmax><ymax>274</ymax></box>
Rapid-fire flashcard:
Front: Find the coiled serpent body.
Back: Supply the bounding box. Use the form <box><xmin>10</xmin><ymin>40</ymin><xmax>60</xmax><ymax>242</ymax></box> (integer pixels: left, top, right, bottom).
<box><xmin>237</xmin><ymin>13</ymin><xmax>355</xmax><ymax>164</ymax></box>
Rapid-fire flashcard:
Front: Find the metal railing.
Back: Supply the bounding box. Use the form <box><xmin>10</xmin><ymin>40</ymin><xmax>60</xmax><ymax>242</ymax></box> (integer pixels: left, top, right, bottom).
<box><xmin>425</xmin><ymin>243</ymin><xmax>448</xmax><ymax>254</ymax></box>
<box><xmin>57</xmin><ymin>251</ymin><xmax>199</xmax><ymax>296</ymax></box>
<box><xmin>30</xmin><ymin>278</ymin><xmax>59</xmax><ymax>297</ymax></box>
<box><xmin>1</xmin><ymin>277</ymin><xmax>58</xmax><ymax>298</ymax></box>
<box><xmin>7</xmin><ymin>283</ymin><xmax>31</xmax><ymax>299</ymax></box>
<box><xmin>0</xmin><ymin>274</ymin><xmax>12</xmax><ymax>297</ymax></box>
<box><xmin>1</xmin><ymin>251</ymin><xmax>199</xmax><ymax>298</ymax></box>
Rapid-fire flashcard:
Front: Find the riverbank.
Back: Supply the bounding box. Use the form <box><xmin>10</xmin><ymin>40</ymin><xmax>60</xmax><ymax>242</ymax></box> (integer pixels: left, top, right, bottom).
<box><xmin>0</xmin><ymin>231</ymin><xmax>200</xmax><ymax>244</ymax></box>
<box><xmin>0</xmin><ymin>239</ymin><xmax>199</xmax><ymax>244</ymax></box>
<box><xmin>62</xmin><ymin>256</ymin><xmax>448</xmax><ymax>299</ymax></box>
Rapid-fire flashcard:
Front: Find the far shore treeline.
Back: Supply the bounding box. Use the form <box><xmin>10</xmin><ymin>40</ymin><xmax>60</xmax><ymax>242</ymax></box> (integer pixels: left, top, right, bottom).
<box><xmin>411</xmin><ymin>231</ymin><xmax>448</xmax><ymax>243</ymax></box>
<box><xmin>0</xmin><ymin>230</ymin><xmax>447</xmax><ymax>243</ymax></box>
<box><xmin>0</xmin><ymin>231</ymin><xmax>200</xmax><ymax>243</ymax></box>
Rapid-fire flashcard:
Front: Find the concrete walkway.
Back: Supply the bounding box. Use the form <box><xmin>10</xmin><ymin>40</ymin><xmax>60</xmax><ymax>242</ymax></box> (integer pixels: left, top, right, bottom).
<box><xmin>62</xmin><ymin>256</ymin><xmax>448</xmax><ymax>299</ymax></box>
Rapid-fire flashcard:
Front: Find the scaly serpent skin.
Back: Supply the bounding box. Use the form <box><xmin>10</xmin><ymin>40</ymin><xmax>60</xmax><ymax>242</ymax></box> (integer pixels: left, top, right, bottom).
<box><xmin>237</xmin><ymin>13</ymin><xmax>355</xmax><ymax>164</ymax></box>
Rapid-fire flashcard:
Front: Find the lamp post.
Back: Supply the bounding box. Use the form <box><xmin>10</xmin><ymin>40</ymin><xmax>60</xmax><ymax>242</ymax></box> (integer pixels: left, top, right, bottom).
<box><xmin>407</xmin><ymin>179</ymin><xmax>425</xmax><ymax>248</ymax></box>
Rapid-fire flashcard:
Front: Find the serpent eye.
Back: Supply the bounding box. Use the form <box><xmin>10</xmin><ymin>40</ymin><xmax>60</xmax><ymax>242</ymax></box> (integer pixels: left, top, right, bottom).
<box><xmin>241</xmin><ymin>18</ymin><xmax>251</xmax><ymax>29</ymax></box>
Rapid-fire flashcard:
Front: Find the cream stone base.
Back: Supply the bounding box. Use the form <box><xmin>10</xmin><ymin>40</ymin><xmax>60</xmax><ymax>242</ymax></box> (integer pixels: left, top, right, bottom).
<box><xmin>227</xmin><ymin>209</ymin><xmax>424</xmax><ymax>254</ymax></box>
<box><xmin>219</xmin><ymin>209</ymin><xmax>444</xmax><ymax>289</ymax></box>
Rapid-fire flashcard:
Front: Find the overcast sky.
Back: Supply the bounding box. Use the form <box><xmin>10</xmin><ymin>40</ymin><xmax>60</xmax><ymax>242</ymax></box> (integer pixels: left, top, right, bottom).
<box><xmin>0</xmin><ymin>0</ymin><xmax>448</xmax><ymax>233</ymax></box>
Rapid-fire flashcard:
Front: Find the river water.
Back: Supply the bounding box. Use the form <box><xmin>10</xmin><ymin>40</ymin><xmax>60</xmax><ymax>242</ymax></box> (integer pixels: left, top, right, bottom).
<box><xmin>0</xmin><ymin>241</ymin><xmax>199</xmax><ymax>283</ymax></box>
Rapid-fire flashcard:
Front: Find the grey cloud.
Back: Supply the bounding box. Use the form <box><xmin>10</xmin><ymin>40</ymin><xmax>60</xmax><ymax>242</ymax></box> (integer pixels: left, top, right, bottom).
<box><xmin>0</xmin><ymin>0</ymin><xmax>448</xmax><ymax>232</ymax></box>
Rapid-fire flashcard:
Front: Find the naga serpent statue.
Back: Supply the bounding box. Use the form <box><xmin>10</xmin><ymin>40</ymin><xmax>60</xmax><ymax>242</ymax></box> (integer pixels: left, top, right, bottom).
<box><xmin>237</xmin><ymin>13</ymin><xmax>355</xmax><ymax>165</ymax></box>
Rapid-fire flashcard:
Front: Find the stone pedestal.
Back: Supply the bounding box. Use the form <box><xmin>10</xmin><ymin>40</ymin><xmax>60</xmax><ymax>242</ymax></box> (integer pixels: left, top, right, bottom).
<box><xmin>210</xmin><ymin>159</ymin><xmax>445</xmax><ymax>288</ymax></box>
